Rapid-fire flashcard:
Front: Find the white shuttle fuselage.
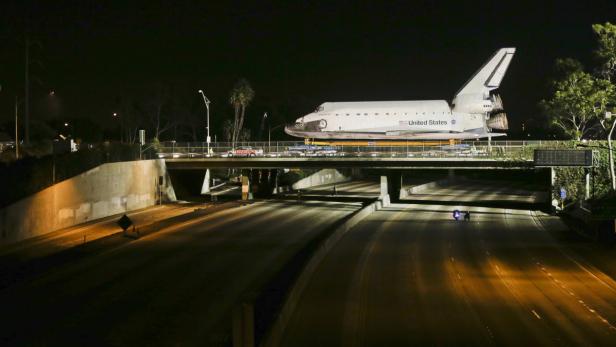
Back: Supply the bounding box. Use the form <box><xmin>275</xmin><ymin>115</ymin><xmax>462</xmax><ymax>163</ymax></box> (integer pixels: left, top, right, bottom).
<box><xmin>286</xmin><ymin>48</ymin><xmax>515</xmax><ymax>140</ymax></box>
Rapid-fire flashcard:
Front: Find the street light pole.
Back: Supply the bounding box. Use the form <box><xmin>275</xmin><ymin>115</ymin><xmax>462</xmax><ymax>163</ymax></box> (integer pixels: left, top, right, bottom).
<box><xmin>15</xmin><ymin>96</ymin><xmax>19</xmax><ymax>159</ymax></box>
<box><xmin>606</xmin><ymin>111</ymin><xmax>616</xmax><ymax>190</ymax></box>
<box><xmin>198</xmin><ymin>90</ymin><xmax>211</xmax><ymax>154</ymax></box>
<box><xmin>269</xmin><ymin>124</ymin><xmax>283</xmax><ymax>154</ymax></box>
<box><xmin>112</xmin><ymin>112</ymin><xmax>120</xmax><ymax>142</ymax></box>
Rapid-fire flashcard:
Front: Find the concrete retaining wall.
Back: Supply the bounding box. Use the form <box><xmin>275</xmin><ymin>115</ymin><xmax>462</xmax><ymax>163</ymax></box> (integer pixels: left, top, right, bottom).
<box><xmin>401</xmin><ymin>178</ymin><xmax>451</xmax><ymax>198</ymax></box>
<box><xmin>0</xmin><ymin>159</ymin><xmax>176</xmax><ymax>245</ymax></box>
<box><xmin>291</xmin><ymin>169</ymin><xmax>350</xmax><ymax>190</ymax></box>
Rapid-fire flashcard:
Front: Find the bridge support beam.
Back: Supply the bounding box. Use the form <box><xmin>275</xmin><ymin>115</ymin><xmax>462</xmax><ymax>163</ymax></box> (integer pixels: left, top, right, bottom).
<box><xmin>388</xmin><ymin>172</ymin><xmax>401</xmax><ymax>203</ymax></box>
<box><xmin>380</xmin><ymin>172</ymin><xmax>401</xmax><ymax>205</ymax></box>
<box><xmin>241</xmin><ymin>170</ymin><xmax>252</xmax><ymax>200</ymax></box>
<box><xmin>380</xmin><ymin>175</ymin><xmax>390</xmax><ymax>205</ymax></box>
<box><xmin>200</xmin><ymin>169</ymin><xmax>211</xmax><ymax>195</ymax></box>
<box><xmin>273</xmin><ymin>169</ymin><xmax>280</xmax><ymax>195</ymax></box>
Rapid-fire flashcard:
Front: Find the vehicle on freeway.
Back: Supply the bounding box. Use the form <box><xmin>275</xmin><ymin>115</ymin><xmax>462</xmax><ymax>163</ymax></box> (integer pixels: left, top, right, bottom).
<box><xmin>226</xmin><ymin>146</ymin><xmax>264</xmax><ymax>157</ymax></box>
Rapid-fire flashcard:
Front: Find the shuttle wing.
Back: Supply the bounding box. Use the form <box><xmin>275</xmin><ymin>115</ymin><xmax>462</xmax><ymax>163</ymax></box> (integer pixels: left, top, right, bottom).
<box><xmin>455</xmin><ymin>48</ymin><xmax>516</xmax><ymax>97</ymax></box>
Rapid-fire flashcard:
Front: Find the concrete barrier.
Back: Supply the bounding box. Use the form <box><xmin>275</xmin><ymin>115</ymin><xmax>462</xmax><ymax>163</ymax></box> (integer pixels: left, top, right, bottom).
<box><xmin>0</xmin><ymin>159</ymin><xmax>176</xmax><ymax>245</ymax></box>
<box><xmin>273</xmin><ymin>169</ymin><xmax>351</xmax><ymax>195</ymax></box>
<box><xmin>247</xmin><ymin>198</ymin><xmax>387</xmax><ymax>347</ymax></box>
<box><xmin>291</xmin><ymin>169</ymin><xmax>350</xmax><ymax>190</ymax></box>
<box><xmin>402</xmin><ymin>178</ymin><xmax>451</xmax><ymax>197</ymax></box>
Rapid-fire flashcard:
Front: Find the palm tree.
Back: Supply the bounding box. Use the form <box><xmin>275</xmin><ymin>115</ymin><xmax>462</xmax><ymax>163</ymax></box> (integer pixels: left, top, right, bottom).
<box><xmin>229</xmin><ymin>79</ymin><xmax>255</xmax><ymax>147</ymax></box>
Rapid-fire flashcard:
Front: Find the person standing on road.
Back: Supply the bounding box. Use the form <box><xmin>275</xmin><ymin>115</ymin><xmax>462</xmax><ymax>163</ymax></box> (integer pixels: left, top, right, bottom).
<box><xmin>464</xmin><ymin>211</ymin><xmax>471</xmax><ymax>221</ymax></box>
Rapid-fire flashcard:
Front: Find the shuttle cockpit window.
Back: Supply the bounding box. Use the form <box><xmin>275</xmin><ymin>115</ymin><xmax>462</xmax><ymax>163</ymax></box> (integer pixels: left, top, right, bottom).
<box><xmin>314</xmin><ymin>105</ymin><xmax>324</xmax><ymax>112</ymax></box>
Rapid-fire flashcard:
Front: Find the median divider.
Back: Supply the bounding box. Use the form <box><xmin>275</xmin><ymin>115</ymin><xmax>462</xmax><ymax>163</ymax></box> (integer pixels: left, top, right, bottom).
<box><xmin>232</xmin><ymin>197</ymin><xmax>389</xmax><ymax>347</ymax></box>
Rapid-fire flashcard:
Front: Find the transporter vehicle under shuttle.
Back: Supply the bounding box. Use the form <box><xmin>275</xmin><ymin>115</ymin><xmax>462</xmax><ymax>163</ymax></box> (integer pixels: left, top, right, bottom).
<box><xmin>285</xmin><ymin>48</ymin><xmax>515</xmax><ymax>140</ymax></box>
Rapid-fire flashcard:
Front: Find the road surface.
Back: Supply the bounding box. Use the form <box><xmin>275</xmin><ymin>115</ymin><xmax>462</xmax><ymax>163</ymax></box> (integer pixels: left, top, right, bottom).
<box><xmin>0</xmin><ymin>203</ymin><xmax>197</xmax><ymax>262</ymax></box>
<box><xmin>0</xmin><ymin>199</ymin><xmax>361</xmax><ymax>346</ymax></box>
<box><xmin>281</xmin><ymin>184</ymin><xmax>616</xmax><ymax>346</ymax></box>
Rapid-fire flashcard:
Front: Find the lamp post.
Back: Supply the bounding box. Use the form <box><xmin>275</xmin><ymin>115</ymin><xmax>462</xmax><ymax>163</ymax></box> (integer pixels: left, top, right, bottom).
<box><xmin>112</xmin><ymin>112</ymin><xmax>121</xmax><ymax>142</ymax></box>
<box><xmin>15</xmin><ymin>96</ymin><xmax>20</xmax><ymax>159</ymax></box>
<box><xmin>269</xmin><ymin>123</ymin><xmax>284</xmax><ymax>153</ymax></box>
<box><xmin>606</xmin><ymin>111</ymin><xmax>615</xmax><ymax>190</ymax></box>
<box><xmin>198</xmin><ymin>90</ymin><xmax>211</xmax><ymax>154</ymax></box>
<box><xmin>261</xmin><ymin>112</ymin><xmax>268</xmax><ymax>142</ymax></box>
<box><xmin>64</xmin><ymin>122</ymin><xmax>72</xmax><ymax>138</ymax></box>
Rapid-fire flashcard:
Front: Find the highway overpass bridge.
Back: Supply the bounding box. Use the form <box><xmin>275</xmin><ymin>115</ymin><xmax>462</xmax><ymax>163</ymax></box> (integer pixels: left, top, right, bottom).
<box><xmin>165</xmin><ymin>157</ymin><xmax>535</xmax><ymax>170</ymax></box>
<box><xmin>161</xmin><ymin>140</ymin><xmax>594</xmax><ymax>202</ymax></box>
<box><xmin>160</xmin><ymin>140</ymin><xmax>593</xmax><ymax>170</ymax></box>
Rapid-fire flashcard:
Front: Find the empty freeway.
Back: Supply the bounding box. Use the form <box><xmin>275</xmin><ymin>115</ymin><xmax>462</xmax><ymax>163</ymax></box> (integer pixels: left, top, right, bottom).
<box><xmin>0</xmin><ymin>199</ymin><xmax>363</xmax><ymax>346</ymax></box>
<box><xmin>280</xmin><ymin>183</ymin><xmax>616</xmax><ymax>346</ymax></box>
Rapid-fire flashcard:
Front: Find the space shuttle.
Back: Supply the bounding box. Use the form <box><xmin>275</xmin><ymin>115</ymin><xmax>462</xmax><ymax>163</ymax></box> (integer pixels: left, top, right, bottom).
<box><xmin>285</xmin><ymin>48</ymin><xmax>515</xmax><ymax>140</ymax></box>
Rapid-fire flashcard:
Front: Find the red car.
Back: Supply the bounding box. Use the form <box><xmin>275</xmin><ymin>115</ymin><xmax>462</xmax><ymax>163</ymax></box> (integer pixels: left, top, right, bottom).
<box><xmin>227</xmin><ymin>146</ymin><xmax>264</xmax><ymax>157</ymax></box>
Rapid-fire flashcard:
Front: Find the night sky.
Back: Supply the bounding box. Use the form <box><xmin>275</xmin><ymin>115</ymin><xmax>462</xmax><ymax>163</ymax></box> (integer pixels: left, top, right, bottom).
<box><xmin>1</xmin><ymin>0</ymin><xmax>615</xmax><ymax>140</ymax></box>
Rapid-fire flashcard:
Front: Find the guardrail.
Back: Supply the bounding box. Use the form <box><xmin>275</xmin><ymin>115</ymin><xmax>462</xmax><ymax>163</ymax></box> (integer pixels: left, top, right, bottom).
<box><xmin>155</xmin><ymin>140</ymin><xmax>573</xmax><ymax>160</ymax></box>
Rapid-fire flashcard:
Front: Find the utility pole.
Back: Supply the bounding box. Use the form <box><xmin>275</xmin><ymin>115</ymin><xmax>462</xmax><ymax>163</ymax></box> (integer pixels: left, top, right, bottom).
<box><xmin>15</xmin><ymin>96</ymin><xmax>19</xmax><ymax>159</ymax></box>
<box><xmin>24</xmin><ymin>36</ymin><xmax>30</xmax><ymax>144</ymax></box>
<box><xmin>198</xmin><ymin>90</ymin><xmax>211</xmax><ymax>154</ymax></box>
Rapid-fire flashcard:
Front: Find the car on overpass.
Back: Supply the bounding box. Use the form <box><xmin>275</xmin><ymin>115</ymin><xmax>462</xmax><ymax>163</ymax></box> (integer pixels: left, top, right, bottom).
<box><xmin>225</xmin><ymin>146</ymin><xmax>264</xmax><ymax>157</ymax></box>
<box><xmin>286</xmin><ymin>145</ymin><xmax>339</xmax><ymax>157</ymax></box>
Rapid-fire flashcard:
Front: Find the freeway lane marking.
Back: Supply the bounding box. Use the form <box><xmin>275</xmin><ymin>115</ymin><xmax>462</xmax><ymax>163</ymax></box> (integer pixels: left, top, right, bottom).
<box><xmin>535</xmin><ymin>261</ymin><xmax>616</xmax><ymax>332</ymax></box>
<box><xmin>529</xmin><ymin>211</ymin><xmax>616</xmax><ymax>295</ymax></box>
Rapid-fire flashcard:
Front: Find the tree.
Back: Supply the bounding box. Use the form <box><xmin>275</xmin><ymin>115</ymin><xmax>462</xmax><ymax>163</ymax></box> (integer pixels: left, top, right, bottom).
<box><xmin>169</xmin><ymin>87</ymin><xmax>202</xmax><ymax>142</ymax></box>
<box><xmin>228</xmin><ymin>79</ymin><xmax>254</xmax><ymax>146</ymax></box>
<box><xmin>541</xmin><ymin>59</ymin><xmax>610</xmax><ymax>141</ymax></box>
<box><xmin>593</xmin><ymin>22</ymin><xmax>616</xmax><ymax>81</ymax></box>
<box><xmin>144</xmin><ymin>84</ymin><xmax>176</xmax><ymax>141</ymax></box>
<box><xmin>592</xmin><ymin>80</ymin><xmax>616</xmax><ymax>190</ymax></box>
<box><xmin>118</xmin><ymin>97</ymin><xmax>141</xmax><ymax>144</ymax></box>
<box><xmin>222</xmin><ymin>119</ymin><xmax>234</xmax><ymax>142</ymax></box>
<box><xmin>593</xmin><ymin>22</ymin><xmax>616</xmax><ymax>190</ymax></box>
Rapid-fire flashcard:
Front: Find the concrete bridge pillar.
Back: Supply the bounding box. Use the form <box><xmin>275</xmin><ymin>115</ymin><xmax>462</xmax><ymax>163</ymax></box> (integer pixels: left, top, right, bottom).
<box><xmin>380</xmin><ymin>175</ymin><xmax>389</xmax><ymax>203</ymax></box>
<box><xmin>241</xmin><ymin>170</ymin><xmax>252</xmax><ymax>200</ymax></box>
<box><xmin>273</xmin><ymin>169</ymin><xmax>280</xmax><ymax>195</ymax></box>
<box><xmin>242</xmin><ymin>169</ymin><xmax>277</xmax><ymax>199</ymax></box>
<box><xmin>380</xmin><ymin>172</ymin><xmax>401</xmax><ymax>205</ymax></box>
<box><xmin>388</xmin><ymin>172</ymin><xmax>401</xmax><ymax>203</ymax></box>
<box><xmin>200</xmin><ymin>169</ymin><xmax>211</xmax><ymax>195</ymax></box>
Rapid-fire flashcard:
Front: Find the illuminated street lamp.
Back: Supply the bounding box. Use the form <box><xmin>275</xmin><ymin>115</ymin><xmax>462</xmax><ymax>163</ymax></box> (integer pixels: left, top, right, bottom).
<box><xmin>198</xmin><ymin>90</ymin><xmax>211</xmax><ymax>154</ymax></box>
<box><xmin>112</xmin><ymin>112</ymin><xmax>121</xmax><ymax>142</ymax></box>
<box><xmin>64</xmin><ymin>122</ymin><xmax>74</xmax><ymax>138</ymax></box>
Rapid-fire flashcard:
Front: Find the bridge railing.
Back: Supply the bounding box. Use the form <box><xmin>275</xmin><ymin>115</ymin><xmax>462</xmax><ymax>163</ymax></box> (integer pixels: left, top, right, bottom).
<box><xmin>155</xmin><ymin>140</ymin><xmax>572</xmax><ymax>160</ymax></box>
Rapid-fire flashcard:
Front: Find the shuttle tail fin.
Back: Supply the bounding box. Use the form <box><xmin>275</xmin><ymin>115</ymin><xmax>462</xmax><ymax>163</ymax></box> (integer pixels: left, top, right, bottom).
<box><xmin>455</xmin><ymin>48</ymin><xmax>516</xmax><ymax>98</ymax></box>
